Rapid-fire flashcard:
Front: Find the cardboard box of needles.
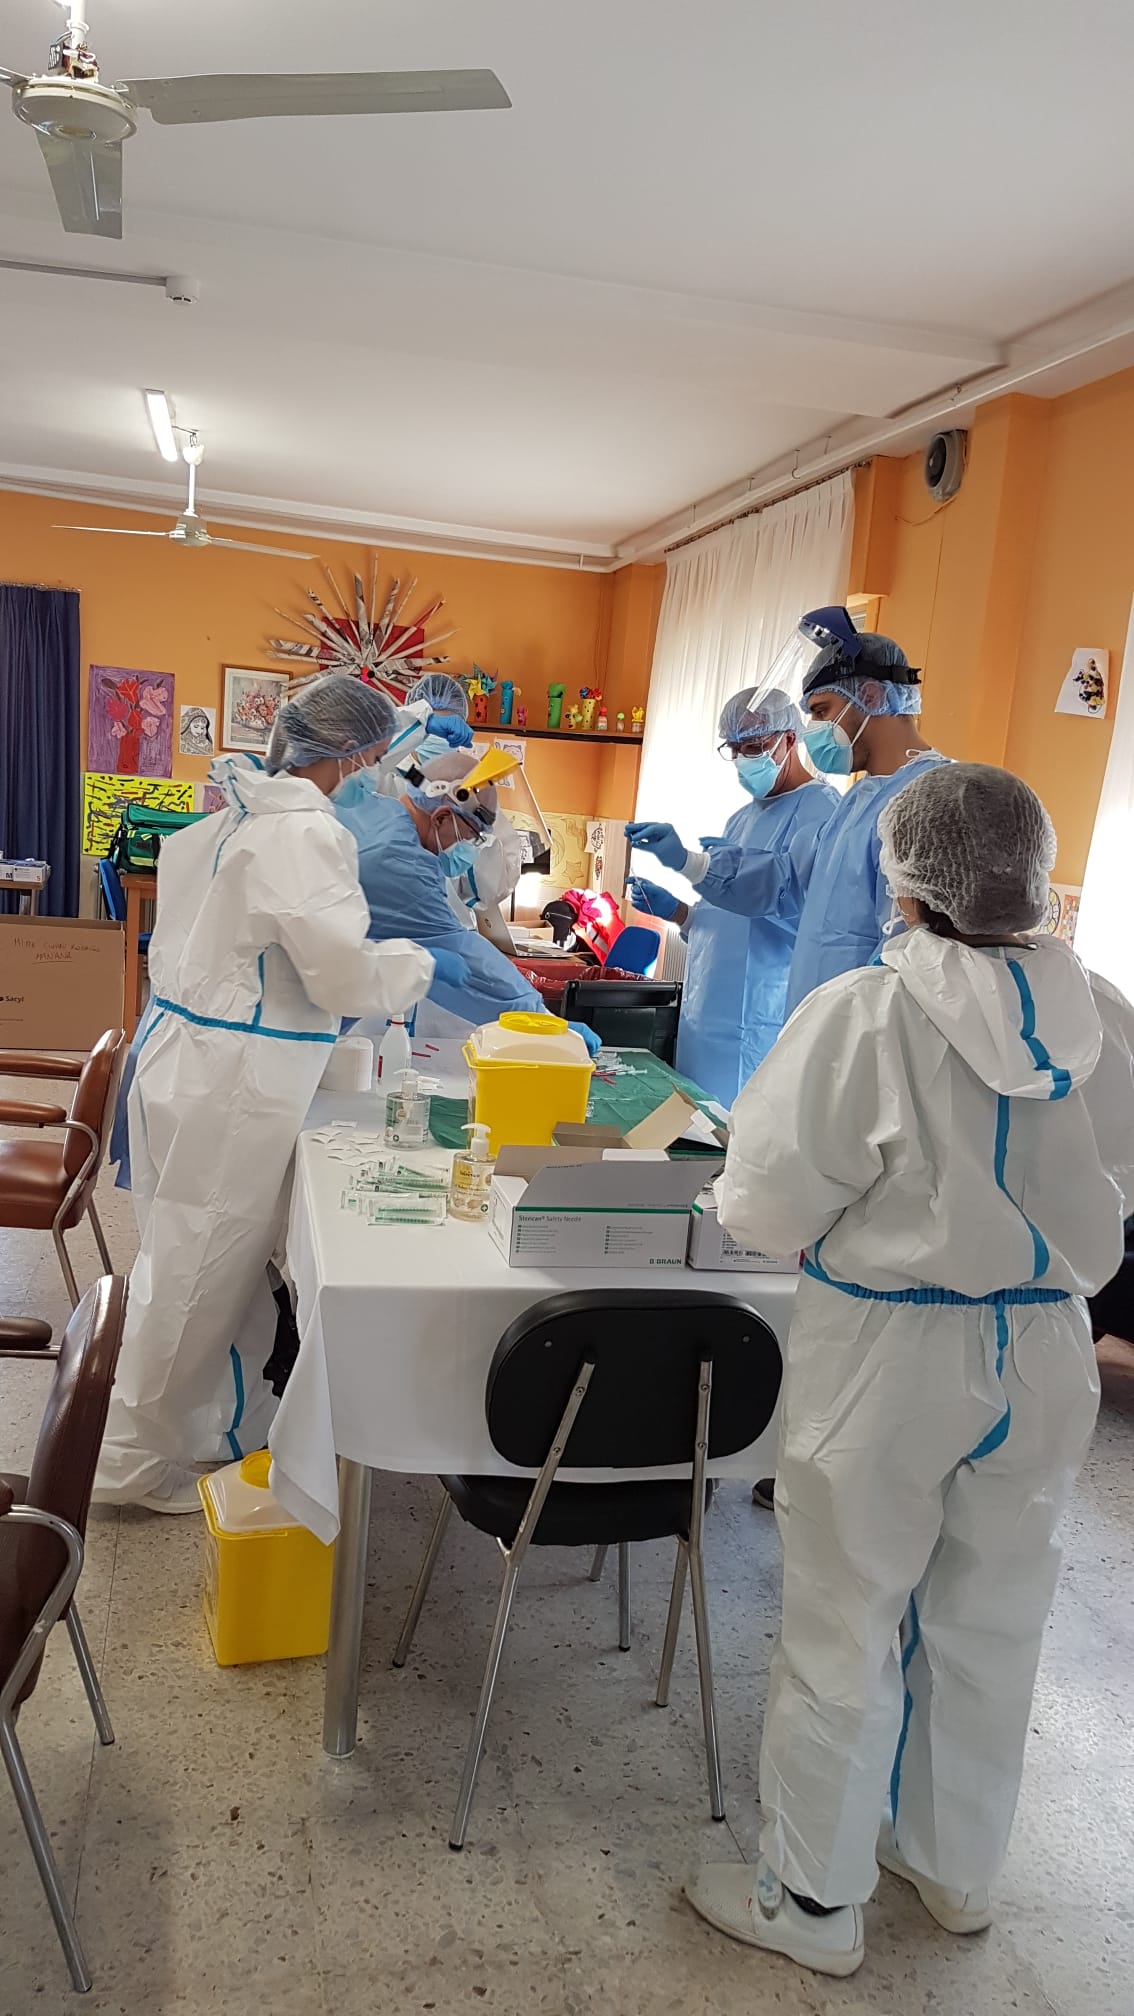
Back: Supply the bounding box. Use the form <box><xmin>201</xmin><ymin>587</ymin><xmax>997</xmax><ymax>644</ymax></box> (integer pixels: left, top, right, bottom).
<box><xmin>686</xmin><ymin>1186</ymin><xmax>799</xmax><ymax>1274</ymax></box>
<box><xmin>488</xmin><ymin>1144</ymin><xmax>710</xmax><ymax>1269</ymax></box>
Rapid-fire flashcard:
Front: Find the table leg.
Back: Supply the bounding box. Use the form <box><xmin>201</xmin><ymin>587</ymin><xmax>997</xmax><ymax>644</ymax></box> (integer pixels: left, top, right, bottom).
<box><xmin>123</xmin><ymin>882</ymin><xmax>142</xmax><ymax>1039</ymax></box>
<box><xmin>322</xmin><ymin>1460</ymin><xmax>373</xmax><ymax>1758</ymax></box>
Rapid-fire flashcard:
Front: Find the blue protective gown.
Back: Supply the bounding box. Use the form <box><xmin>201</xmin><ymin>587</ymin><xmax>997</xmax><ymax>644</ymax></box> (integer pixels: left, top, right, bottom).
<box><xmin>335</xmin><ymin>789</ymin><xmax>541</xmax><ymax>1025</ymax></box>
<box><xmin>677</xmin><ymin>780</ymin><xmax>838</xmax><ymax>1106</ymax></box>
<box><xmin>694</xmin><ymin>753</ymin><xmax>946</xmax><ymax>1020</ymax></box>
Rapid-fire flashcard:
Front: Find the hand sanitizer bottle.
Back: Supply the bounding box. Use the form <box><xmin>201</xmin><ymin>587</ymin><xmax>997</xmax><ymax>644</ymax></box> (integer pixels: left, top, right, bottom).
<box><xmin>449</xmin><ymin>1122</ymin><xmax>496</xmax><ymax>1220</ymax></box>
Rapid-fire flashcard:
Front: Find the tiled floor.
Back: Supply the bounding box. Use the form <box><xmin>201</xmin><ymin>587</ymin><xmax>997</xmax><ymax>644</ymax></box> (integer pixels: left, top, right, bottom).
<box><xmin>2</xmin><ymin>1084</ymin><xmax>1133</xmax><ymax>2015</ymax></box>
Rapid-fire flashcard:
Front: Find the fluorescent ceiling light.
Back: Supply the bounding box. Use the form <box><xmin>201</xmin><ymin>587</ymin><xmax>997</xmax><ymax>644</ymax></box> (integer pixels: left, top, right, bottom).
<box><xmin>144</xmin><ymin>388</ymin><xmax>179</xmax><ymax>463</ymax></box>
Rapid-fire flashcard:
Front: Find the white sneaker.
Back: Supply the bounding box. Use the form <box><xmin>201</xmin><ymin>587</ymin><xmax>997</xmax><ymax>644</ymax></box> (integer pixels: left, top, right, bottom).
<box><xmin>684</xmin><ymin>1861</ymin><xmax>864</xmax><ymax>1978</ymax></box>
<box><xmin>877</xmin><ymin>1822</ymin><xmax>993</xmax><ymax>1934</ymax></box>
<box><xmin>137</xmin><ymin>1465</ymin><xmax>205</xmax><ymax>1515</ymax></box>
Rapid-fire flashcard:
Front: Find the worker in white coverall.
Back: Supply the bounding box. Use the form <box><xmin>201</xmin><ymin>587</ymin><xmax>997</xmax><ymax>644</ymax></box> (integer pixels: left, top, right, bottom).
<box><xmin>94</xmin><ymin>675</ymin><xmax>463</xmax><ymax>1514</ymax></box>
<box><xmin>685</xmin><ymin>763</ymin><xmax>1134</xmax><ymax>1978</ymax></box>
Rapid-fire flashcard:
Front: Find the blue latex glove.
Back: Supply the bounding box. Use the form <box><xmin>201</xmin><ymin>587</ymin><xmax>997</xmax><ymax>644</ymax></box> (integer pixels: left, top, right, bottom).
<box><xmin>568</xmin><ymin>1020</ymin><xmax>603</xmax><ymax>1058</ymax></box>
<box><xmin>627</xmin><ymin>875</ymin><xmax>681</xmax><ymax>921</ymax></box>
<box><xmin>430</xmin><ymin>948</ymin><xmax>472</xmax><ymax>989</ymax></box>
<box><xmin>427</xmin><ymin>712</ymin><xmax>474</xmax><ymax>750</ymax></box>
<box><xmin>699</xmin><ymin>836</ymin><xmax>728</xmax><ymax>849</ymax></box>
<box><xmin>624</xmin><ymin>820</ymin><xmax>687</xmax><ymax>873</ymax></box>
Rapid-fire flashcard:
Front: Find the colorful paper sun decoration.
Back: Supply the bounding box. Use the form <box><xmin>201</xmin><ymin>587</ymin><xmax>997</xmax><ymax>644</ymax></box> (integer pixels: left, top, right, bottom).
<box><xmin>269</xmin><ymin>558</ymin><xmax>454</xmax><ymax>703</ymax></box>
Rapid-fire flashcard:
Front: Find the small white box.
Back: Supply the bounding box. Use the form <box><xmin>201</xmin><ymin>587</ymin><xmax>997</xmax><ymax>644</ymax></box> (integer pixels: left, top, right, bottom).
<box><xmin>686</xmin><ymin>1189</ymin><xmax>800</xmax><ymax>1274</ymax></box>
<box><xmin>488</xmin><ymin>1149</ymin><xmax>708</xmax><ymax>1270</ymax></box>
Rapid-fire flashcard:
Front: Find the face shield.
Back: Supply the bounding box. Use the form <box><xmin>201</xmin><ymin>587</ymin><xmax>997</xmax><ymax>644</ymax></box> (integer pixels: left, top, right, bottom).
<box><xmin>745</xmin><ymin>605</ymin><xmax>864</xmax><ymax>718</ymax></box>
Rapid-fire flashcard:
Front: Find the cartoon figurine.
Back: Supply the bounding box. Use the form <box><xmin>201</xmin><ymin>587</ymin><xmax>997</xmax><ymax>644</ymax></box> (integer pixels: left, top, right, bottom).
<box><xmin>596</xmin><ymin>706</ymin><xmax>608</xmax><ymax>732</ymax></box>
<box><xmin>516</xmin><ymin>703</ymin><xmax>528</xmax><ymax>732</ymax></box>
<box><xmin>566</xmin><ymin>704</ymin><xmax>583</xmax><ymax>730</ymax></box>
<box><xmin>616</xmin><ymin>711</ymin><xmax>626</xmax><ymax>734</ymax></box>
<box><xmin>472</xmin><ymin>689</ymin><xmax>489</xmax><ymax>726</ymax></box>
<box><xmin>631</xmin><ymin>706</ymin><xmax>645</xmax><ymax>735</ymax></box>
<box><xmin>499</xmin><ymin>679</ymin><xmax>515</xmax><ymax>727</ymax></box>
<box><xmin>547</xmin><ymin>683</ymin><xmax>565</xmax><ymax>730</ymax></box>
<box><xmin>580</xmin><ymin>686</ymin><xmax>601</xmax><ymax>731</ymax></box>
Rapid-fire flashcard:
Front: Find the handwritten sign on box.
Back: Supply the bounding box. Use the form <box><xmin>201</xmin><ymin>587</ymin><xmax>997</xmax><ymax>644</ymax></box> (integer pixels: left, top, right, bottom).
<box><xmin>0</xmin><ymin>918</ymin><xmax>125</xmax><ymax>1049</ymax></box>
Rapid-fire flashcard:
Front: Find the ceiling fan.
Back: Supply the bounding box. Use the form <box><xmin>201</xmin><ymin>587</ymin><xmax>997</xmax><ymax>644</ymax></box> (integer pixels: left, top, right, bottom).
<box><xmin>56</xmin><ymin>424</ymin><xmax>316</xmax><ymax>560</ymax></box>
<box><xmin>3</xmin><ymin>0</ymin><xmax>511</xmax><ymax>240</ymax></box>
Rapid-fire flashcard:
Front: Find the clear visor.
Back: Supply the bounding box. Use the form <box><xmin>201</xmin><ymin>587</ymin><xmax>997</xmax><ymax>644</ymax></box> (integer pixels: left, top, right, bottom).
<box><xmin>733</xmin><ymin>634</ymin><xmax>825</xmax><ymax>728</ymax></box>
<box><xmin>734</xmin><ymin>607</ymin><xmax>862</xmax><ymax>729</ymax></box>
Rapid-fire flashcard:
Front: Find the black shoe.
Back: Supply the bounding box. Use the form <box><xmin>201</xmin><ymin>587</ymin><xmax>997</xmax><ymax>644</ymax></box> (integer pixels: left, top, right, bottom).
<box><xmin>751</xmin><ymin>1477</ymin><xmax>776</xmax><ymax>1511</ymax></box>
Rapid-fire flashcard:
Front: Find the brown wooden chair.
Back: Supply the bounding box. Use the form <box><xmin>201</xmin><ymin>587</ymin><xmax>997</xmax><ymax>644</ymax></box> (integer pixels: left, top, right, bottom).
<box><xmin>0</xmin><ymin>1275</ymin><xmax>128</xmax><ymax>1994</ymax></box>
<box><xmin>0</xmin><ymin>1030</ymin><xmax>127</xmax><ymax>1307</ymax></box>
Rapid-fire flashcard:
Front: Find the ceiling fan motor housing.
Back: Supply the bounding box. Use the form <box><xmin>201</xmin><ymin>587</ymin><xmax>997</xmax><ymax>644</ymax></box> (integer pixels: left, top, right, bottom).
<box><xmin>13</xmin><ymin>77</ymin><xmax>136</xmax><ymax>144</ymax></box>
<box><xmin>924</xmin><ymin>428</ymin><xmax>967</xmax><ymax>503</ymax></box>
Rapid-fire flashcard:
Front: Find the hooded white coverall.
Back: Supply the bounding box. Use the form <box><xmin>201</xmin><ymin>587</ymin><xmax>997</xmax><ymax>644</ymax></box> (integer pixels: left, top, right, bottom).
<box><xmin>719</xmin><ymin>929</ymin><xmax>1134</xmax><ymax>1906</ymax></box>
<box><xmin>94</xmin><ymin>757</ymin><xmax>435</xmax><ymax>1503</ymax></box>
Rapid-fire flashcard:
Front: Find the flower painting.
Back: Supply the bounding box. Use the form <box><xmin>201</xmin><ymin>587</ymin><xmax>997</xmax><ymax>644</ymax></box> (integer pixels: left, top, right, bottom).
<box><xmin>222</xmin><ymin>668</ymin><xmax>290</xmax><ymax>752</ymax></box>
<box><xmin>87</xmin><ymin>666</ymin><xmax>175</xmax><ymax>778</ymax></box>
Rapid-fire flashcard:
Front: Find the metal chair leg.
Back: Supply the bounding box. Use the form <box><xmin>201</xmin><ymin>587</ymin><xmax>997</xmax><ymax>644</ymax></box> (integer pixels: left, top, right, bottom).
<box><xmin>65</xmin><ymin>1604</ymin><xmax>114</xmax><ymax>1747</ymax></box>
<box><xmin>687</xmin><ymin>1536</ymin><xmax>725</xmax><ymax>1822</ymax></box>
<box><xmin>449</xmin><ymin>1359</ymin><xmax>595</xmax><ymax>1851</ymax></box>
<box><xmin>587</xmin><ymin>1543</ymin><xmax>607</xmax><ymax>1583</ymax></box>
<box><xmin>449</xmin><ymin>1554</ymin><xmax>523</xmax><ymax>1851</ymax></box>
<box><xmin>617</xmin><ymin>1540</ymin><xmax>631</xmax><ymax>1651</ymax></box>
<box><xmin>0</xmin><ymin>1709</ymin><xmax>91</xmax><ymax>1993</ymax></box>
<box><xmin>52</xmin><ymin>1228</ymin><xmax>80</xmax><ymax>1310</ymax></box>
<box><xmin>392</xmin><ymin>1495</ymin><xmax>453</xmax><ymax>1668</ymax></box>
<box><xmin>86</xmin><ymin>1198</ymin><xmax>113</xmax><ymax>1275</ymax></box>
<box><xmin>655</xmin><ymin>1541</ymin><xmax>687</xmax><ymax>1707</ymax></box>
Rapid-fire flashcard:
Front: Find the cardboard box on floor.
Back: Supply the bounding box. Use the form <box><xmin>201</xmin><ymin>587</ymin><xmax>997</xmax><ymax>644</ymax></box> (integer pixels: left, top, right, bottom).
<box><xmin>0</xmin><ymin>916</ymin><xmax>125</xmax><ymax>1049</ymax></box>
<box><xmin>488</xmin><ymin>1143</ymin><xmax>710</xmax><ymax>1269</ymax></box>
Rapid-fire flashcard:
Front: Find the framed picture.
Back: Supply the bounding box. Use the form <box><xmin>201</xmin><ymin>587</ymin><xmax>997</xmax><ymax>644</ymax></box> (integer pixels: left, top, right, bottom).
<box><xmin>221</xmin><ymin>668</ymin><xmax>290</xmax><ymax>753</ymax></box>
<box><xmin>87</xmin><ymin>665</ymin><xmax>174</xmax><ymax>779</ymax></box>
<box><xmin>179</xmin><ymin>704</ymin><xmax>216</xmax><ymax>758</ymax></box>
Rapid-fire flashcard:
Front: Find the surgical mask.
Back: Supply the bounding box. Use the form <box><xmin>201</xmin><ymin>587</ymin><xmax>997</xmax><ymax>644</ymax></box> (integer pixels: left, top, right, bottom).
<box><xmin>436</xmin><ymin>838</ymin><xmax>479</xmax><ymax>879</ymax></box>
<box><xmin>416</xmin><ymin>733</ymin><xmax>451</xmax><ymax>765</ymax></box>
<box><xmin>801</xmin><ymin>705</ymin><xmax>865</xmax><ymax>777</ymax></box>
<box><xmin>332</xmin><ymin>764</ymin><xmax>380</xmax><ymax>808</ymax></box>
<box><xmin>736</xmin><ymin>750</ymin><xmax>782</xmax><ymax>799</ymax></box>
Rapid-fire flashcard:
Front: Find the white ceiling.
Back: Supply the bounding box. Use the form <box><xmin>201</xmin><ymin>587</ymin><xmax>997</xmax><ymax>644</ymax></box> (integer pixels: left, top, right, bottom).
<box><xmin>1</xmin><ymin>0</ymin><xmax>1132</xmax><ymax>559</ymax></box>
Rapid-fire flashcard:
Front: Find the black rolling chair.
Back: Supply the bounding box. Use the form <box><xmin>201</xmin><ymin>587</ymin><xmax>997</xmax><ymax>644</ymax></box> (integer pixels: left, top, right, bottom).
<box><xmin>392</xmin><ymin>1289</ymin><xmax>781</xmax><ymax>1849</ymax></box>
<box><xmin>560</xmin><ymin>977</ymin><xmax>684</xmax><ymax>1065</ymax></box>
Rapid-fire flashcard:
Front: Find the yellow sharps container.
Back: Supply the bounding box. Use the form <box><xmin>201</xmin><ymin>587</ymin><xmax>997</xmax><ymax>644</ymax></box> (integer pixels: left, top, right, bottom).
<box><xmin>198</xmin><ymin>1450</ymin><xmax>334</xmax><ymax>1666</ymax></box>
<box><xmin>463</xmin><ymin>1013</ymin><xmax>593</xmax><ymax>1154</ymax></box>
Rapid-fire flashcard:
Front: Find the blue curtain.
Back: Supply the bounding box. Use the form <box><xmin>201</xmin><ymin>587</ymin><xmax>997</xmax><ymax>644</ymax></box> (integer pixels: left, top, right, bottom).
<box><xmin>0</xmin><ymin>583</ymin><xmax>81</xmax><ymax>917</ymax></box>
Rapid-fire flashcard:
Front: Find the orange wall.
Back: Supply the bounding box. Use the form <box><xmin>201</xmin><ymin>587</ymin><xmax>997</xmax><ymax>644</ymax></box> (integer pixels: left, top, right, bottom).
<box><xmin>0</xmin><ymin>489</ymin><xmax>662</xmax><ymax>824</ymax></box>
<box><xmin>851</xmin><ymin>371</ymin><xmax>1134</xmax><ymax>882</ymax></box>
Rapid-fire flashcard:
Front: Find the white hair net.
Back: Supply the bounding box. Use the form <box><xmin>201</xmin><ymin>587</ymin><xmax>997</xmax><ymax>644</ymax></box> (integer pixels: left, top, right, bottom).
<box><xmin>878</xmin><ymin>763</ymin><xmax>1056</xmax><ymax>936</ymax></box>
<box><xmin>409</xmin><ymin>750</ymin><xmax>498</xmax><ymax>834</ymax></box>
<box><xmin>718</xmin><ymin>685</ymin><xmax>801</xmax><ymax>744</ymax></box>
<box><xmin>408</xmin><ymin>672</ymin><xmax>469</xmax><ymax>719</ymax></box>
<box><xmin>266</xmin><ymin>674</ymin><xmax>399</xmax><ymax>773</ymax></box>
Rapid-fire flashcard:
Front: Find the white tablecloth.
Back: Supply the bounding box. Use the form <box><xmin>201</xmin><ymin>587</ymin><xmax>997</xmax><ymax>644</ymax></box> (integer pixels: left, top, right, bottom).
<box><xmin>270</xmin><ymin>1083</ymin><xmax>796</xmax><ymax>1544</ymax></box>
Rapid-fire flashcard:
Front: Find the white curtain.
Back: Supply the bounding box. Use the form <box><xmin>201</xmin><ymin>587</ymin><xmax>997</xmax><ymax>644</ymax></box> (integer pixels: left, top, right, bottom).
<box><xmin>1076</xmin><ymin>592</ymin><xmax>1134</xmax><ymax>1001</ymax></box>
<box><xmin>635</xmin><ymin>473</ymin><xmax>854</xmax><ymax>857</ymax></box>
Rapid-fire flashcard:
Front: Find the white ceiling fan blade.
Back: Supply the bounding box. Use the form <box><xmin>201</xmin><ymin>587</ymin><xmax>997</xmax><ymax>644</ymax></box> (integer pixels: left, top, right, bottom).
<box><xmin>36</xmin><ymin>132</ymin><xmax>123</xmax><ymax>238</ymax></box>
<box><xmin>207</xmin><ymin>536</ymin><xmax>318</xmax><ymax>559</ymax></box>
<box><xmin>55</xmin><ymin>524</ymin><xmax>171</xmax><ymax>537</ymax></box>
<box><xmin>1</xmin><ymin>67</ymin><xmax>30</xmax><ymax>89</ymax></box>
<box><xmin>120</xmin><ymin>69</ymin><xmax>511</xmax><ymax>125</ymax></box>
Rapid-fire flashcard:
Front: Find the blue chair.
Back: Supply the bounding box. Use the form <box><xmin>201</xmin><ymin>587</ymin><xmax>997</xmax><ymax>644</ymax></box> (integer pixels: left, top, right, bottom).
<box><xmin>97</xmin><ymin>860</ymin><xmax>150</xmax><ymax>954</ymax></box>
<box><xmin>605</xmin><ymin>925</ymin><xmax>659</xmax><ymax>977</ymax></box>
